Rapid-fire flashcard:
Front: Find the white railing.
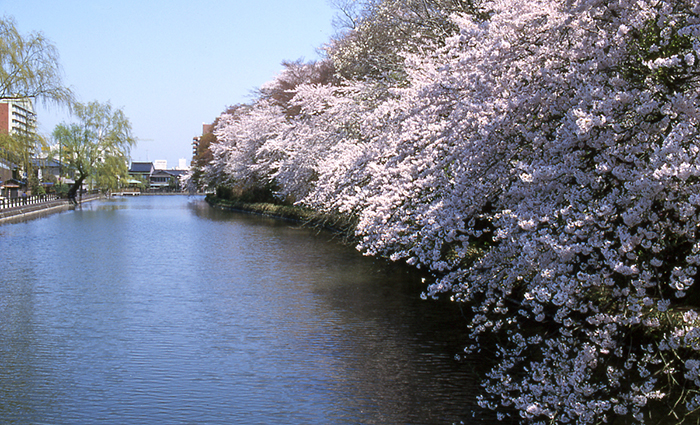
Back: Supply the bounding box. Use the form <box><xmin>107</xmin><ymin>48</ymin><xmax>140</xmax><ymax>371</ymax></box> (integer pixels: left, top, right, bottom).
<box><xmin>0</xmin><ymin>194</ymin><xmax>60</xmax><ymax>210</ymax></box>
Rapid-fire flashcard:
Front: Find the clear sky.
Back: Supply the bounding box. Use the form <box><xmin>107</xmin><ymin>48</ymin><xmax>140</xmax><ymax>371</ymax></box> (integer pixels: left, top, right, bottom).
<box><xmin>1</xmin><ymin>0</ymin><xmax>337</xmax><ymax>168</ymax></box>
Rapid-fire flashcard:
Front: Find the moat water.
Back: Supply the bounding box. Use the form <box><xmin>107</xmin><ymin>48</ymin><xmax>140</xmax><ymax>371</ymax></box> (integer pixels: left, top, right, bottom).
<box><xmin>0</xmin><ymin>195</ymin><xmax>493</xmax><ymax>424</ymax></box>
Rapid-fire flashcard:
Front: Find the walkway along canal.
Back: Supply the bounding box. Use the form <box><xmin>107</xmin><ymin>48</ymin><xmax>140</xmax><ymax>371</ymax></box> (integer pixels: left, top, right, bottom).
<box><xmin>0</xmin><ymin>195</ymin><xmax>500</xmax><ymax>424</ymax></box>
<box><xmin>0</xmin><ymin>193</ymin><xmax>103</xmax><ymax>224</ymax></box>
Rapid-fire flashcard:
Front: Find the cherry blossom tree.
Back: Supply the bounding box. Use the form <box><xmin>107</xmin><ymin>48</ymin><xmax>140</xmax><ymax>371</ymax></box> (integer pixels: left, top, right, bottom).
<box><xmin>204</xmin><ymin>100</ymin><xmax>287</xmax><ymax>200</ymax></box>
<box><xmin>201</xmin><ymin>0</ymin><xmax>700</xmax><ymax>422</ymax></box>
<box><xmin>326</xmin><ymin>0</ymin><xmax>488</xmax><ymax>82</ymax></box>
<box><xmin>256</xmin><ymin>81</ymin><xmax>379</xmax><ymax>204</ymax></box>
<box><xmin>348</xmin><ymin>0</ymin><xmax>700</xmax><ymax>423</ymax></box>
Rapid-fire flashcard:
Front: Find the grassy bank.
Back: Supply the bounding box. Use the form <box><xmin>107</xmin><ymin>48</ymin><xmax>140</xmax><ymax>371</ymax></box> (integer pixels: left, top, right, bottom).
<box><xmin>205</xmin><ymin>194</ymin><xmax>358</xmax><ymax>242</ymax></box>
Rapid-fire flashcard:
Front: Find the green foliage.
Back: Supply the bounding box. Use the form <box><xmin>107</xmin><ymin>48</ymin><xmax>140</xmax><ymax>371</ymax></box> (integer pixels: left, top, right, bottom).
<box><xmin>52</xmin><ymin>100</ymin><xmax>135</xmax><ymax>197</ymax></box>
<box><xmin>0</xmin><ymin>130</ymin><xmax>46</xmax><ymax>186</ymax></box>
<box><xmin>194</xmin><ymin>131</ymin><xmax>215</xmax><ymax>164</ymax></box>
<box><xmin>94</xmin><ymin>154</ymin><xmax>129</xmax><ymax>193</ymax></box>
<box><xmin>206</xmin><ymin>194</ymin><xmax>357</xmax><ymax>238</ymax></box>
<box><xmin>624</xmin><ymin>16</ymin><xmax>696</xmax><ymax>92</ymax></box>
<box><xmin>215</xmin><ymin>184</ymin><xmax>278</xmax><ymax>204</ymax></box>
<box><xmin>0</xmin><ymin>15</ymin><xmax>72</xmax><ymax>174</ymax></box>
<box><xmin>0</xmin><ymin>15</ymin><xmax>73</xmax><ymax>105</ymax></box>
<box><xmin>53</xmin><ymin>183</ymin><xmax>70</xmax><ymax>198</ymax></box>
<box><xmin>0</xmin><ymin>132</ymin><xmax>30</xmax><ymax>165</ymax></box>
<box><xmin>27</xmin><ymin>172</ymin><xmax>44</xmax><ymax>195</ymax></box>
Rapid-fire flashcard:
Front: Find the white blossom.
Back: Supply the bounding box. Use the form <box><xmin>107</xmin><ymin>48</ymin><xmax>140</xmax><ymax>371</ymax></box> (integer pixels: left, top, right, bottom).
<box><xmin>198</xmin><ymin>0</ymin><xmax>700</xmax><ymax>422</ymax></box>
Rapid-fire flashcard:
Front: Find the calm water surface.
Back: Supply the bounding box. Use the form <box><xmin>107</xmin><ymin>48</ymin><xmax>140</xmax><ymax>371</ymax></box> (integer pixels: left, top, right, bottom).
<box><xmin>0</xmin><ymin>196</ymin><xmax>492</xmax><ymax>424</ymax></box>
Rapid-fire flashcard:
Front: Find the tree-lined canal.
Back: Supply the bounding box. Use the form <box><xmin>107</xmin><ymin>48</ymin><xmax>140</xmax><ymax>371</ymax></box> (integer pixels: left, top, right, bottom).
<box><xmin>0</xmin><ymin>196</ymin><xmax>490</xmax><ymax>424</ymax></box>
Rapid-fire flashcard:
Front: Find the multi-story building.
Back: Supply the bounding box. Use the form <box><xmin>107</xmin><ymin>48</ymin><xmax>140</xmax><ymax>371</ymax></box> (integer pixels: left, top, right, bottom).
<box><xmin>0</xmin><ymin>98</ymin><xmax>36</xmax><ymax>136</ymax></box>
<box><xmin>192</xmin><ymin>123</ymin><xmax>213</xmax><ymax>158</ymax></box>
<box><xmin>0</xmin><ymin>99</ymin><xmax>36</xmax><ymax>196</ymax></box>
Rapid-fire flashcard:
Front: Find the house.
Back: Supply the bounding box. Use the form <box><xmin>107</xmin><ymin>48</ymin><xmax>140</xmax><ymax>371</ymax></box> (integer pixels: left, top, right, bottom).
<box><xmin>149</xmin><ymin>169</ymin><xmax>187</xmax><ymax>191</ymax></box>
<box><xmin>149</xmin><ymin>169</ymin><xmax>176</xmax><ymax>190</ymax></box>
<box><xmin>128</xmin><ymin>161</ymin><xmax>155</xmax><ymax>183</ymax></box>
<box><xmin>167</xmin><ymin>169</ymin><xmax>188</xmax><ymax>190</ymax></box>
<box><xmin>1</xmin><ymin>178</ymin><xmax>22</xmax><ymax>198</ymax></box>
<box><xmin>127</xmin><ymin>161</ymin><xmax>187</xmax><ymax>191</ymax></box>
<box><xmin>0</xmin><ymin>157</ymin><xmax>15</xmax><ymax>186</ymax></box>
<box><xmin>31</xmin><ymin>157</ymin><xmax>64</xmax><ymax>181</ymax></box>
<box><xmin>0</xmin><ymin>157</ymin><xmax>24</xmax><ymax>198</ymax></box>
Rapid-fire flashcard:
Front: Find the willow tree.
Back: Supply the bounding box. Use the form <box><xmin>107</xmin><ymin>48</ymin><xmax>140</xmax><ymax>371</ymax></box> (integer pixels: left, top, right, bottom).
<box><xmin>53</xmin><ymin>101</ymin><xmax>135</xmax><ymax>201</ymax></box>
<box><xmin>0</xmin><ymin>16</ymin><xmax>72</xmax><ymax>105</ymax></box>
<box><xmin>0</xmin><ymin>16</ymin><xmax>73</xmax><ymax>171</ymax></box>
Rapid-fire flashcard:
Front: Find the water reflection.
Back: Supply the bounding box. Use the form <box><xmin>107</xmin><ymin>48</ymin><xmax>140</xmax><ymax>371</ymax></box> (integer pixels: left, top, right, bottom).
<box><xmin>0</xmin><ymin>196</ymin><xmax>496</xmax><ymax>424</ymax></box>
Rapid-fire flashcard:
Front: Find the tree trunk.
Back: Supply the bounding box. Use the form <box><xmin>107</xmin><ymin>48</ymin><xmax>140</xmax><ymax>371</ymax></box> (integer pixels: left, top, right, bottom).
<box><xmin>68</xmin><ymin>175</ymin><xmax>85</xmax><ymax>204</ymax></box>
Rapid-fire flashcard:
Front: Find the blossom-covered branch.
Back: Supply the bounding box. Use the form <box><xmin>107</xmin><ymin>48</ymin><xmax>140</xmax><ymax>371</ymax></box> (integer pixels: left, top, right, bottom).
<box><xmin>193</xmin><ymin>0</ymin><xmax>700</xmax><ymax>423</ymax></box>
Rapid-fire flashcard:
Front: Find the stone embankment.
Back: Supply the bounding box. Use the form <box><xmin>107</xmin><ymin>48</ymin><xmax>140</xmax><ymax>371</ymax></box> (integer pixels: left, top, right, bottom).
<box><xmin>0</xmin><ymin>194</ymin><xmax>102</xmax><ymax>225</ymax></box>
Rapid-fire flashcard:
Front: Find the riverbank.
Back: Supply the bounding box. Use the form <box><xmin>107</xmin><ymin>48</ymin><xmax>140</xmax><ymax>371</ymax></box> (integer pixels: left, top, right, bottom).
<box><xmin>205</xmin><ymin>194</ymin><xmax>357</xmax><ymax>241</ymax></box>
<box><xmin>0</xmin><ymin>194</ymin><xmax>103</xmax><ymax>225</ymax></box>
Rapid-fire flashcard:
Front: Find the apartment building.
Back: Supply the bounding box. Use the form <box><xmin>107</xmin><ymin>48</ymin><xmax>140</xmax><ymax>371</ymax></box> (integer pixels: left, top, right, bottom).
<box><xmin>0</xmin><ymin>99</ymin><xmax>37</xmax><ymax>196</ymax></box>
<box><xmin>0</xmin><ymin>98</ymin><xmax>36</xmax><ymax>135</ymax></box>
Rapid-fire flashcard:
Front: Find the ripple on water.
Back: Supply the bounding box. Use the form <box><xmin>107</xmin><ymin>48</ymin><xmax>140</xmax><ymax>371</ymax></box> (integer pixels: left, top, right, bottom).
<box><xmin>0</xmin><ymin>196</ymin><xmax>494</xmax><ymax>424</ymax></box>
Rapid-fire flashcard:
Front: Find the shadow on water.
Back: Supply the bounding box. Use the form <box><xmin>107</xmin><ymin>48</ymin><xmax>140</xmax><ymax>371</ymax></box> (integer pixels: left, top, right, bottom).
<box><xmin>191</xmin><ymin>198</ymin><xmax>504</xmax><ymax>424</ymax></box>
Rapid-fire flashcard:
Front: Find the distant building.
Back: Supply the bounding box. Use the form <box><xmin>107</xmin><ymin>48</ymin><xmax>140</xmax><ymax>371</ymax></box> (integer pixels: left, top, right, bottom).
<box><xmin>150</xmin><ymin>169</ymin><xmax>187</xmax><ymax>190</ymax></box>
<box><xmin>153</xmin><ymin>160</ymin><xmax>167</xmax><ymax>170</ymax></box>
<box><xmin>193</xmin><ymin>123</ymin><xmax>213</xmax><ymax>158</ymax></box>
<box><xmin>192</xmin><ymin>137</ymin><xmax>199</xmax><ymax>158</ymax></box>
<box><xmin>149</xmin><ymin>169</ymin><xmax>173</xmax><ymax>189</ymax></box>
<box><xmin>128</xmin><ymin>161</ymin><xmax>187</xmax><ymax>192</ymax></box>
<box><xmin>0</xmin><ymin>158</ymin><xmax>14</xmax><ymax>194</ymax></box>
<box><xmin>0</xmin><ymin>99</ymin><xmax>36</xmax><ymax>136</ymax></box>
<box><xmin>30</xmin><ymin>157</ymin><xmax>64</xmax><ymax>181</ymax></box>
<box><xmin>128</xmin><ymin>161</ymin><xmax>155</xmax><ymax>182</ymax></box>
<box><xmin>0</xmin><ymin>99</ymin><xmax>36</xmax><ymax>197</ymax></box>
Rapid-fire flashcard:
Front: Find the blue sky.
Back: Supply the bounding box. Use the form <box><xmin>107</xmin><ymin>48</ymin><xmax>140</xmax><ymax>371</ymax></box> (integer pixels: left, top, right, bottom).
<box><xmin>1</xmin><ymin>0</ymin><xmax>337</xmax><ymax>168</ymax></box>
